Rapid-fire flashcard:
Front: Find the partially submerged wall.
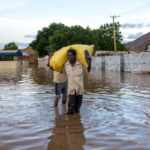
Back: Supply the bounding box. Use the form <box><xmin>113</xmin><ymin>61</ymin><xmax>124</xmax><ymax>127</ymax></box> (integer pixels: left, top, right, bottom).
<box><xmin>93</xmin><ymin>52</ymin><xmax>150</xmax><ymax>73</ymax></box>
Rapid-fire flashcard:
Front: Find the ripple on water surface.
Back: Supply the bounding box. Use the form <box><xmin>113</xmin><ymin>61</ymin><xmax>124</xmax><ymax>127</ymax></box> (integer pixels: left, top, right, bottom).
<box><xmin>1</xmin><ymin>63</ymin><xmax>150</xmax><ymax>150</ymax></box>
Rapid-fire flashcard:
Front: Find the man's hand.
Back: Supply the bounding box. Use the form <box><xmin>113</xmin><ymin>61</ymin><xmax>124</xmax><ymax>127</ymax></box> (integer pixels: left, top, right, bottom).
<box><xmin>50</xmin><ymin>66</ymin><xmax>54</xmax><ymax>71</ymax></box>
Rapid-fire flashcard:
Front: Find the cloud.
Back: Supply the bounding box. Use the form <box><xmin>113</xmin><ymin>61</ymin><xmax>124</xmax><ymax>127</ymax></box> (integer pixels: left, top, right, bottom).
<box><xmin>0</xmin><ymin>17</ymin><xmax>41</xmax><ymax>43</ymax></box>
<box><xmin>121</xmin><ymin>23</ymin><xmax>143</xmax><ymax>29</ymax></box>
<box><xmin>127</xmin><ymin>32</ymin><xmax>144</xmax><ymax>40</ymax></box>
<box><xmin>0</xmin><ymin>15</ymin><xmax>90</xmax><ymax>43</ymax></box>
<box><xmin>0</xmin><ymin>0</ymin><xmax>30</xmax><ymax>12</ymax></box>
<box><xmin>0</xmin><ymin>43</ymin><xmax>4</xmax><ymax>49</ymax></box>
<box><xmin>24</xmin><ymin>34</ymin><xmax>36</xmax><ymax>39</ymax></box>
<box><xmin>146</xmin><ymin>23</ymin><xmax>150</xmax><ymax>27</ymax></box>
<box><xmin>121</xmin><ymin>23</ymin><xmax>150</xmax><ymax>29</ymax></box>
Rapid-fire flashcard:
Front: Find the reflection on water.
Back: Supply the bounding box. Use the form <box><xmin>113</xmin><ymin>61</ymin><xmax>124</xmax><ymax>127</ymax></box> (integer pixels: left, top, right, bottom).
<box><xmin>0</xmin><ymin>61</ymin><xmax>23</xmax><ymax>82</ymax></box>
<box><xmin>1</xmin><ymin>60</ymin><xmax>150</xmax><ymax>150</ymax></box>
<box><xmin>48</xmin><ymin>106</ymin><xmax>85</xmax><ymax>150</ymax></box>
<box><xmin>31</xmin><ymin>67</ymin><xmax>52</xmax><ymax>84</ymax></box>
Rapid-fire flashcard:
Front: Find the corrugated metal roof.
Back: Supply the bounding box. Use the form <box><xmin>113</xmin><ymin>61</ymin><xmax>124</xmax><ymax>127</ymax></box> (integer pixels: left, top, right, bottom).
<box><xmin>0</xmin><ymin>50</ymin><xmax>23</xmax><ymax>57</ymax></box>
<box><xmin>0</xmin><ymin>50</ymin><xmax>18</xmax><ymax>53</ymax></box>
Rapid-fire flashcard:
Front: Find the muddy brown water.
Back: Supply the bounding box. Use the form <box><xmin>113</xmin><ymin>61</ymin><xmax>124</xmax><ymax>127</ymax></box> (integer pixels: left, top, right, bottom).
<box><xmin>1</xmin><ymin>61</ymin><xmax>150</xmax><ymax>150</ymax></box>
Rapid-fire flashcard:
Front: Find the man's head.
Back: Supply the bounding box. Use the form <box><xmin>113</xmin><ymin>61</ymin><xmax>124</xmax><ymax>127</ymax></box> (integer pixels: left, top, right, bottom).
<box><xmin>67</xmin><ymin>48</ymin><xmax>77</xmax><ymax>65</ymax></box>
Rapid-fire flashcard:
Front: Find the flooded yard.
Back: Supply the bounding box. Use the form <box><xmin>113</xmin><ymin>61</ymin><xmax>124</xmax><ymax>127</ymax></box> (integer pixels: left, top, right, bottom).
<box><xmin>0</xmin><ymin>61</ymin><xmax>150</xmax><ymax>150</ymax></box>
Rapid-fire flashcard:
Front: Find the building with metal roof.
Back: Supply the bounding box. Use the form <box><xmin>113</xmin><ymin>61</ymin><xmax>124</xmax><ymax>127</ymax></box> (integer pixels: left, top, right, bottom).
<box><xmin>0</xmin><ymin>50</ymin><xmax>23</xmax><ymax>57</ymax></box>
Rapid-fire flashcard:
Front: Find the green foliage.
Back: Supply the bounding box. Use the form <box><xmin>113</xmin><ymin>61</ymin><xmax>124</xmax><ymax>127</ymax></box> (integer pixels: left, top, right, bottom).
<box><xmin>0</xmin><ymin>56</ymin><xmax>14</xmax><ymax>61</ymax></box>
<box><xmin>30</xmin><ymin>22</ymin><xmax>126</xmax><ymax>57</ymax></box>
<box><xmin>4</xmin><ymin>42</ymin><xmax>18</xmax><ymax>50</ymax></box>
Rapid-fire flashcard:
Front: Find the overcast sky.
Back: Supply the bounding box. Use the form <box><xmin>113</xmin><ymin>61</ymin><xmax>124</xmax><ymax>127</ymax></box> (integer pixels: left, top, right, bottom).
<box><xmin>0</xmin><ymin>0</ymin><xmax>150</xmax><ymax>45</ymax></box>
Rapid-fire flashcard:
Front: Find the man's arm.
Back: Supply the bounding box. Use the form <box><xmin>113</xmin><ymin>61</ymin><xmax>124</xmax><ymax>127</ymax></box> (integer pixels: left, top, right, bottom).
<box><xmin>47</xmin><ymin>54</ymin><xmax>51</xmax><ymax>67</ymax></box>
<box><xmin>84</xmin><ymin>50</ymin><xmax>92</xmax><ymax>72</ymax></box>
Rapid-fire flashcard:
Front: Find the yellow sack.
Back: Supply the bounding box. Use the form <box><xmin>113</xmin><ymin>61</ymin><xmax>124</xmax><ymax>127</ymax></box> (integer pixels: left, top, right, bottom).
<box><xmin>49</xmin><ymin>44</ymin><xmax>94</xmax><ymax>72</ymax></box>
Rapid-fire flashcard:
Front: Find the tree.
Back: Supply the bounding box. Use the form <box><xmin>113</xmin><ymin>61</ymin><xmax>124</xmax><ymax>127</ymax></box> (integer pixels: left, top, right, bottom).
<box><xmin>93</xmin><ymin>22</ymin><xmax>124</xmax><ymax>51</ymax></box>
<box><xmin>4</xmin><ymin>42</ymin><xmax>18</xmax><ymax>50</ymax></box>
<box><xmin>30</xmin><ymin>23</ymin><xmax>69</xmax><ymax>56</ymax></box>
<box><xmin>30</xmin><ymin>22</ymin><xmax>126</xmax><ymax>57</ymax></box>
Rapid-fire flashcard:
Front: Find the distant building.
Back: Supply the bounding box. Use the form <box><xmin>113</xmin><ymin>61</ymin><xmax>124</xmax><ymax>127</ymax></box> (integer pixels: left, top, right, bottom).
<box><xmin>0</xmin><ymin>47</ymin><xmax>38</xmax><ymax>64</ymax></box>
<box><xmin>19</xmin><ymin>47</ymin><xmax>38</xmax><ymax>64</ymax></box>
<box><xmin>0</xmin><ymin>50</ymin><xmax>23</xmax><ymax>60</ymax></box>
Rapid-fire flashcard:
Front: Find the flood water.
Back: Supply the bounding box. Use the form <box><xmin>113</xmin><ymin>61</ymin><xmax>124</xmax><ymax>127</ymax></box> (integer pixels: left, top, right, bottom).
<box><xmin>1</xmin><ymin>61</ymin><xmax>150</xmax><ymax>150</ymax></box>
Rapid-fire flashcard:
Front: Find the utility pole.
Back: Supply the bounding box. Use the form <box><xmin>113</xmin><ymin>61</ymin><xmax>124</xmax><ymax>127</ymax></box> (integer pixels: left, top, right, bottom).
<box><xmin>110</xmin><ymin>15</ymin><xmax>119</xmax><ymax>51</ymax></box>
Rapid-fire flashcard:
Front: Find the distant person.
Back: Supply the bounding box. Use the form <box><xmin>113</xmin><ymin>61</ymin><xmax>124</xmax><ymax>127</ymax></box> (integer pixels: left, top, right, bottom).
<box><xmin>47</xmin><ymin>52</ymin><xmax>67</xmax><ymax>107</ymax></box>
<box><xmin>65</xmin><ymin>48</ymin><xmax>91</xmax><ymax>114</ymax></box>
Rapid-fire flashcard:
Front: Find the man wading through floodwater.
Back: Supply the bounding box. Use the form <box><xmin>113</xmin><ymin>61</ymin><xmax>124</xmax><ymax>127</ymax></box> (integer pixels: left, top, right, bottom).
<box><xmin>48</xmin><ymin>54</ymin><xmax>67</xmax><ymax>107</ymax></box>
<box><xmin>65</xmin><ymin>48</ymin><xmax>91</xmax><ymax>115</ymax></box>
